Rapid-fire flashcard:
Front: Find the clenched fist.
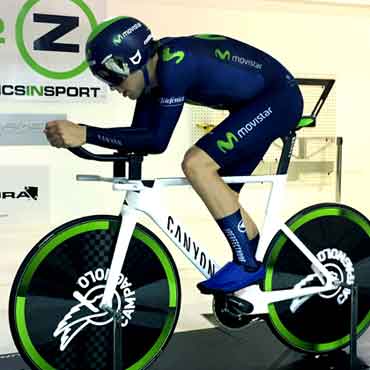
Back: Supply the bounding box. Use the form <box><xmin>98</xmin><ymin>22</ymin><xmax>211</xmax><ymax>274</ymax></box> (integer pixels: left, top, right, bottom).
<box><xmin>44</xmin><ymin>120</ymin><xmax>87</xmax><ymax>148</ymax></box>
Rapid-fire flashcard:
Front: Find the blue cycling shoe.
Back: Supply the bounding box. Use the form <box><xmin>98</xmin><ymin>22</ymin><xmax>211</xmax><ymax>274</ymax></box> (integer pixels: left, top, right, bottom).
<box><xmin>197</xmin><ymin>261</ymin><xmax>265</xmax><ymax>295</ymax></box>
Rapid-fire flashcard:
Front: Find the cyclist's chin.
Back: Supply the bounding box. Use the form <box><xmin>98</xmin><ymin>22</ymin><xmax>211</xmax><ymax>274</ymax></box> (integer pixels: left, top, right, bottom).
<box><xmin>124</xmin><ymin>92</ymin><xmax>139</xmax><ymax>100</ymax></box>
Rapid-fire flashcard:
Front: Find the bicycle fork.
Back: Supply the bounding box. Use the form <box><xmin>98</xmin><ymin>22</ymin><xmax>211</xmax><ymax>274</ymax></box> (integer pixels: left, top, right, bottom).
<box><xmin>100</xmin><ymin>205</ymin><xmax>138</xmax><ymax>312</ymax></box>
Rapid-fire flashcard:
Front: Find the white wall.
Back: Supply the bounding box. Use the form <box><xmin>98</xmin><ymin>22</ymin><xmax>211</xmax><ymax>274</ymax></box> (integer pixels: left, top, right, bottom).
<box><xmin>0</xmin><ymin>0</ymin><xmax>369</xmax><ymax>354</ymax></box>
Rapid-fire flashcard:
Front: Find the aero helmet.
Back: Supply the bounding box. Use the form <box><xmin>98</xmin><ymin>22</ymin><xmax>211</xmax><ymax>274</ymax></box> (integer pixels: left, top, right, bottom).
<box><xmin>86</xmin><ymin>17</ymin><xmax>155</xmax><ymax>87</ymax></box>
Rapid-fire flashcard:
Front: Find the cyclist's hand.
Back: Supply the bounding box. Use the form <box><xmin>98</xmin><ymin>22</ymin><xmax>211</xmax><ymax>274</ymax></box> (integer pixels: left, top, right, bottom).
<box><xmin>44</xmin><ymin>120</ymin><xmax>87</xmax><ymax>148</ymax></box>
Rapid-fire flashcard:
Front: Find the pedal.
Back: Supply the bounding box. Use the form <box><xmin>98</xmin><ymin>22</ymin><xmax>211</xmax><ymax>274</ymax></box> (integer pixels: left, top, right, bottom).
<box><xmin>213</xmin><ymin>294</ymin><xmax>255</xmax><ymax>330</ymax></box>
<box><xmin>226</xmin><ymin>294</ymin><xmax>254</xmax><ymax>315</ymax></box>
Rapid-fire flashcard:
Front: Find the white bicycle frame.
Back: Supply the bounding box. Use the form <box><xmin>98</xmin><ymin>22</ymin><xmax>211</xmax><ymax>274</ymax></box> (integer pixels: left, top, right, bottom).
<box><xmin>77</xmin><ymin>173</ymin><xmax>339</xmax><ymax>315</ymax></box>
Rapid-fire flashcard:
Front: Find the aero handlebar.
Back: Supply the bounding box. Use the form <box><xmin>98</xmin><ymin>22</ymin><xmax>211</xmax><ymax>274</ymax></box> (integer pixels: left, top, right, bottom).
<box><xmin>68</xmin><ymin>147</ymin><xmax>146</xmax><ymax>162</ymax></box>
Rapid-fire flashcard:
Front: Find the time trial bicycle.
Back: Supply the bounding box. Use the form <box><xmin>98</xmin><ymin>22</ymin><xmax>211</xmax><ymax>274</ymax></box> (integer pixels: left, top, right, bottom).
<box><xmin>8</xmin><ymin>86</ymin><xmax>370</xmax><ymax>370</ymax></box>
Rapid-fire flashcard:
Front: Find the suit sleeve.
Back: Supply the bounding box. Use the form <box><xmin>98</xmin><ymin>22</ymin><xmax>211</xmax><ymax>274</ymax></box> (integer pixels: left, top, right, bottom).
<box><xmin>84</xmin><ymin>42</ymin><xmax>192</xmax><ymax>153</ymax></box>
<box><xmin>84</xmin><ymin>85</ymin><xmax>187</xmax><ymax>153</ymax></box>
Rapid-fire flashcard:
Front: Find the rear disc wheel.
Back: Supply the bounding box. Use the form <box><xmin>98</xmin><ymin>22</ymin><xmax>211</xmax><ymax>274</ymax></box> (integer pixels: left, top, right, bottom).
<box><xmin>264</xmin><ymin>203</ymin><xmax>370</xmax><ymax>353</ymax></box>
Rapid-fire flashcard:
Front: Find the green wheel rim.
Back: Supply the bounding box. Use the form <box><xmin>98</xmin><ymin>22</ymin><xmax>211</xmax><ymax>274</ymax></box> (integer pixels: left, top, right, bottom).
<box><xmin>12</xmin><ymin>218</ymin><xmax>179</xmax><ymax>369</ymax></box>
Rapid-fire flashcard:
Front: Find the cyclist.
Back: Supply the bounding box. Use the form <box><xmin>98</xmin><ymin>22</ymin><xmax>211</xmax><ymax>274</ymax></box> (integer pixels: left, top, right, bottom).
<box><xmin>44</xmin><ymin>16</ymin><xmax>304</xmax><ymax>294</ymax></box>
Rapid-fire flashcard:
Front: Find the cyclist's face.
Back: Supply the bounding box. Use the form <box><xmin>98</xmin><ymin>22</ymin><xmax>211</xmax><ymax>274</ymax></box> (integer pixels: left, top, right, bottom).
<box><xmin>112</xmin><ymin>69</ymin><xmax>144</xmax><ymax>100</ymax></box>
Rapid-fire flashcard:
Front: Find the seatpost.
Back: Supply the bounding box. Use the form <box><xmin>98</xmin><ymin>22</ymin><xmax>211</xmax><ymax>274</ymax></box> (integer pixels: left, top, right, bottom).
<box><xmin>277</xmin><ymin>131</ymin><xmax>296</xmax><ymax>175</ymax></box>
<box><xmin>113</xmin><ymin>159</ymin><xmax>126</xmax><ymax>178</ymax></box>
<box><xmin>113</xmin><ymin>153</ymin><xmax>144</xmax><ymax>179</ymax></box>
<box><xmin>129</xmin><ymin>155</ymin><xmax>144</xmax><ymax>180</ymax></box>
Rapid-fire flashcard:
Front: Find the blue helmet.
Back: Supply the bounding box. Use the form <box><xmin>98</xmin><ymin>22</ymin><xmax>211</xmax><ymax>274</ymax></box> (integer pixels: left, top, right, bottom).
<box><xmin>86</xmin><ymin>16</ymin><xmax>155</xmax><ymax>86</ymax></box>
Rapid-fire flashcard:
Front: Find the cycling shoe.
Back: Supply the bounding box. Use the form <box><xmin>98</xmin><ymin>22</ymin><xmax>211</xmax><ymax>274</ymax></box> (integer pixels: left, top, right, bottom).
<box><xmin>197</xmin><ymin>261</ymin><xmax>265</xmax><ymax>295</ymax></box>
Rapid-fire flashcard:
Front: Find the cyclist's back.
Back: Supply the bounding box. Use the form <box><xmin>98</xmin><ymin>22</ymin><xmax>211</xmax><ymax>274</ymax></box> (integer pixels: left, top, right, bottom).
<box><xmin>154</xmin><ymin>35</ymin><xmax>297</xmax><ymax>111</ymax></box>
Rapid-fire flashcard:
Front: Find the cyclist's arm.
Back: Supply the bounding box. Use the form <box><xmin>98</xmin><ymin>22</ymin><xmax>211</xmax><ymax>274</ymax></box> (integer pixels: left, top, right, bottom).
<box><xmin>84</xmin><ymin>41</ymin><xmax>192</xmax><ymax>153</ymax></box>
<box><xmin>82</xmin><ymin>92</ymin><xmax>185</xmax><ymax>153</ymax></box>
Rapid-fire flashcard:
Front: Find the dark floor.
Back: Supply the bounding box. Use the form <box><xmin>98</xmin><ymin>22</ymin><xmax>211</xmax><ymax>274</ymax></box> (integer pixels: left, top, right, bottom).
<box><xmin>2</xmin><ymin>321</ymin><xmax>370</xmax><ymax>370</ymax></box>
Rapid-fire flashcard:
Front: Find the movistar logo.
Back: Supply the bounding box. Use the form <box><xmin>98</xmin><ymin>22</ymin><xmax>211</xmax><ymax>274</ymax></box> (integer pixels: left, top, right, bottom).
<box><xmin>217</xmin><ymin>132</ymin><xmax>239</xmax><ymax>153</ymax></box>
<box><xmin>113</xmin><ymin>22</ymin><xmax>142</xmax><ymax>45</ymax></box>
<box><xmin>215</xmin><ymin>49</ymin><xmax>231</xmax><ymax>61</ymax></box>
<box><xmin>163</xmin><ymin>47</ymin><xmax>185</xmax><ymax>64</ymax></box>
<box><xmin>217</xmin><ymin>107</ymin><xmax>272</xmax><ymax>154</ymax></box>
<box><xmin>113</xmin><ymin>35</ymin><xmax>121</xmax><ymax>46</ymax></box>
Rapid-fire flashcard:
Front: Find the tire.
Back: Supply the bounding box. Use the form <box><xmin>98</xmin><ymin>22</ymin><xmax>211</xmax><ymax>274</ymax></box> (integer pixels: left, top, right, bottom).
<box><xmin>263</xmin><ymin>203</ymin><xmax>370</xmax><ymax>354</ymax></box>
<box><xmin>9</xmin><ymin>215</ymin><xmax>181</xmax><ymax>370</ymax></box>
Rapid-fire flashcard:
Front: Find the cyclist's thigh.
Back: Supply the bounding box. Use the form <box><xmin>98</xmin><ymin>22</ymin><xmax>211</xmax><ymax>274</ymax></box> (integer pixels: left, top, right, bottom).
<box><xmin>195</xmin><ymin>85</ymin><xmax>303</xmax><ymax>192</ymax></box>
<box><xmin>216</xmin><ymin>144</ymin><xmax>270</xmax><ymax>192</ymax></box>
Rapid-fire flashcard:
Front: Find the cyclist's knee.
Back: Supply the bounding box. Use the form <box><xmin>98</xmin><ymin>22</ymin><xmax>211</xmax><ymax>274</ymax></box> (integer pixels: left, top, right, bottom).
<box><xmin>182</xmin><ymin>146</ymin><xmax>219</xmax><ymax>178</ymax></box>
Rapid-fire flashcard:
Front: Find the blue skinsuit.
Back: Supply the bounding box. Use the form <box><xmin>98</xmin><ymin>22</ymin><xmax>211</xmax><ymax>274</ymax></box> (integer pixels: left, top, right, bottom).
<box><xmin>85</xmin><ymin>35</ymin><xmax>303</xmax><ymax>191</ymax></box>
